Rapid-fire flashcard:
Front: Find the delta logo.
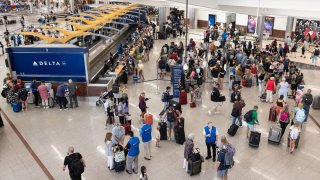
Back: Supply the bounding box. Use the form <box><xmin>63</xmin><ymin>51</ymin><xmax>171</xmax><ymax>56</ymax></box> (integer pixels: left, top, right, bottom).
<box><xmin>32</xmin><ymin>61</ymin><xmax>67</xmax><ymax>66</ymax></box>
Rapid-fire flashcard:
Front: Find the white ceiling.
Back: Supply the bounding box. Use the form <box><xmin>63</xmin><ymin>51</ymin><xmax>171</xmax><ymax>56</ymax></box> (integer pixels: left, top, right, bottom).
<box><xmin>116</xmin><ymin>0</ymin><xmax>320</xmax><ymax>19</ymax></box>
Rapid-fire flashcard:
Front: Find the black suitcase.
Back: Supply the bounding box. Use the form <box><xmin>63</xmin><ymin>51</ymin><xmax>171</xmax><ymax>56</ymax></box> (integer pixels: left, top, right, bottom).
<box><xmin>159</xmin><ymin>121</ymin><xmax>167</xmax><ymax>140</ymax></box>
<box><xmin>174</xmin><ymin>125</ymin><xmax>185</xmax><ymax>145</ymax></box>
<box><xmin>188</xmin><ymin>159</ymin><xmax>202</xmax><ymax>176</ymax></box>
<box><xmin>169</xmin><ymin>99</ymin><xmax>182</xmax><ymax>113</ymax></box>
<box><xmin>246</xmin><ymin>78</ymin><xmax>253</xmax><ymax>87</ymax></box>
<box><xmin>227</xmin><ymin>124</ymin><xmax>239</xmax><ymax>136</ymax></box>
<box><xmin>312</xmin><ymin>96</ymin><xmax>320</xmax><ymax>109</ymax></box>
<box><xmin>0</xmin><ymin>115</ymin><xmax>4</xmax><ymax>127</ymax></box>
<box><xmin>114</xmin><ymin>160</ymin><xmax>125</xmax><ymax>172</ymax></box>
<box><xmin>249</xmin><ymin>131</ymin><xmax>261</xmax><ymax>148</ymax></box>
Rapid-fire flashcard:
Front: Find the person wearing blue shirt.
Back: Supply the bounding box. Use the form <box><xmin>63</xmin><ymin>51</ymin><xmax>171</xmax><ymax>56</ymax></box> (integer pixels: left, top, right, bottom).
<box><xmin>56</xmin><ymin>83</ymin><xmax>67</xmax><ymax>110</ymax></box>
<box><xmin>235</xmin><ymin>50</ymin><xmax>244</xmax><ymax>64</ymax></box>
<box><xmin>203</xmin><ymin>122</ymin><xmax>219</xmax><ymax>162</ymax></box>
<box><xmin>140</xmin><ymin>121</ymin><xmax>152</xmax><ymax>160</ymax></box>
<box><xmin>30</xmin><ymin>79</ymin><xmax>40</xmax><ymax>107</ymax></box>
<box><xmin>125</xmin><ymin>131</ymin><xmax>140</xmax><ymax>174</ymax></box>
<box><xmin>117</xmin><ymin>43</ymin><xmax>123</xmax><ymax>60</ymax></box>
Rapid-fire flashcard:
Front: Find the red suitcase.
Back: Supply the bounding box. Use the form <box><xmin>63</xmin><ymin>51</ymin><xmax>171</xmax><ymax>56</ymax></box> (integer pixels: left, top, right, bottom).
<box><xmin>242</xmin><ymin>79</ymin><xmax>247</xmax><ymax>87</ymax></box>
<box><xmin>179</xmin><ymin>91</ymin><xmax>187</xmax><ymax>105</ymax></box>
<box><xmin>122</xmin><ymin>117</ymin><xmax>131</xmax><ymax>135</ymax></box>
<box><xmin>145</xmin><ymin>113</ymin><xmax>153</xmax><ymax>124</ymax></box>
<box><xmin>190</xmin><ymin>102</ymin><xmax>196</xmax><ymax>108</ymax></box>
<box><xmin>268</xmin><ymin>106</ymin><xmax>277</xmax><ymax>122</ymax></box>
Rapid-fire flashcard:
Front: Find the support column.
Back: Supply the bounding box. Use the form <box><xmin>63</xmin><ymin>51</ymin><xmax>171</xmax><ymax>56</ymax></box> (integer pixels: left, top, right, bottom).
<box><xmin>257</xmin><ymin>15</ymin><xmax>265</xmax><ymax>48</ymax></box>
<box><xmin>158</xmin><ymin>7</ymin><xmax>167</xmax><ymax>26</ymax></box>
<box><xmin>70</xmin><ymin>0</ymin><xmax>75</xmax><ymax>13</ymax></box>
<box><xmin>188</xmin><ymin>8</ymin><xmax>196</xmax><ymax>29</ymax></box>
<box><xmin>46</xmin><ymin>0</ymin><xmax>50</xmax><ymax>14</ymax></box>
<box><xmin>286</xmin><ymin>16</ymin><xmax>294</xmax><ymax>38</ymax></box>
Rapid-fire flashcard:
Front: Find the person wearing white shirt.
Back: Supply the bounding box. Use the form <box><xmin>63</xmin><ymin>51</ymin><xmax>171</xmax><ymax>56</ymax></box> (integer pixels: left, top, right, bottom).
<box><xmin>289</xmin><ymin>123</ymin><xmax>300</xmax><ymax>153</ymax></box>
<box><xmin>278</xmin><ymin>78</ymin><xmax>289</xmax><ymax>101</ymax></box>
<box><xmin>104</xmin><ymin>132</ymin><xmax>114</xmax><ymax>170</ymax></box>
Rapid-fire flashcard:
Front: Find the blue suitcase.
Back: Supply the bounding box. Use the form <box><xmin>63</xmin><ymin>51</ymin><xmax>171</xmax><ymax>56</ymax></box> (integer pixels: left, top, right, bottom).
<box><xmin>12</xmin><ymin>102</ymin><xmax>22</xmax><ymax>112</ymax></box>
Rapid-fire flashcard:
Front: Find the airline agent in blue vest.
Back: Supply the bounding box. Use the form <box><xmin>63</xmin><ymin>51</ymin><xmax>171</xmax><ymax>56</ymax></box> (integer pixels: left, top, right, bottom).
<box><xmin>140</xmin><ymin>121</ymin><xmax>152</xmax><ymax>160</ymax></box>
<box><xmin>203</xmin><ymin>122</ymin><xmax>219</xmax><ymax>162</ymax></box>
<box><xmin>125</xmin><ymin>131</ymin><xmax>140</xmax><ymax>174</ymax></box>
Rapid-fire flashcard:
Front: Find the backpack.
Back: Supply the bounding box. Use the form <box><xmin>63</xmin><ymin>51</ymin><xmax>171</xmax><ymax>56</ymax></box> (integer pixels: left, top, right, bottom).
<box><xmin>7</xmin><ymin>89</ymin><xmax>18</xmax><ymax>104</ymax></box>
<box><xmin>1</xmin><ymin>88</ymin><xmax>9</xmax><ymax>98</ymax></box>
<box><xmin>243</xmin><ymin>110</ymin><xmax>253</xmax><ymax>123</ymax></box>
<box><xmin>69</xmin><ymin>154</ymin><xmax>84</xmax><ymax>176</ymax></box>
<box><xmin>223</xmin><ymin>144</ymin><xmax>236</xmax><ymax>169</ymax></box>
<box><xmin>314</xmin><ymin>49</ymin><xmax>320</xmax><ymax>56</ymax></box>
<box><xmin>304</xmin><ymin>94</ymin><xmax>313</xmax><ymax>106</ymax></box>
<box><xmin>139</xmin><ymin>46</ymin><xmax>143</xmax><ymax>53</ymax></box>
<box><xmin>166</xmin><ymin>111</ymin><xmax>175</xmax><ymax>122</ymax></box>
<box><xmin>279</xmin><ymin>111</ymin><xmax>289</xmax><ymax>123</ymax></box>
<box><xmin>161</xmin><ymin>91</ymin><xmax>169</xmax><ymax>102</ymax></box>
<box><xmin>295</xmin><ymin>109</ymin><xmax>306</xmax><ymax>122</ymax></box>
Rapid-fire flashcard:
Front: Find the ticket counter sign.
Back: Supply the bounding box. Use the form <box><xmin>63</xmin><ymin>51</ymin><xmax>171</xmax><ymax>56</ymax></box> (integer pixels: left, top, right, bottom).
<box><xmin>7</xmin><ymin>47</ymin><xmax>88</xmax><ymax>82</ymax></box>
<box><xmin>171</xmin><ymin>65</ymin><xmax>183</xmax><ymax>98</ymax></box>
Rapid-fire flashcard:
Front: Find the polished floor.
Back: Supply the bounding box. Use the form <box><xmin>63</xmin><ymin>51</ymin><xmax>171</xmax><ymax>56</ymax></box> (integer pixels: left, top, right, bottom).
<box><xmin>1</xmin><ymin>27</ymin><xmax>320</xmax><ymax>180</ymax></box>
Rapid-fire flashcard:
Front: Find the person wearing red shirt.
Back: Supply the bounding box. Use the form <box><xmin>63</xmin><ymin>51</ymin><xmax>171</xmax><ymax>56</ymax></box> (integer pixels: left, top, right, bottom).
<box><xmin>172</xmin><ymin>51</ymin><xmax>178</xmax><ymax>61</ymax></box>
<box><xmin>266</xmin><ymin>77</ymin><xmax>276</xmax><ymax>103</ymax></box>
<box><xmin>250</xmin><ymin>63</ymin><xmax>257</xmax><ymax>86</ymax></box>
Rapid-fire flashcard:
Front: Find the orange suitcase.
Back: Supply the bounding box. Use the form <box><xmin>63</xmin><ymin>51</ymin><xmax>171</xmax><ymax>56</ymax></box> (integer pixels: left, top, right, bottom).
<box><xmin>145</xmin><ymin>114</ymin><xmax>153</xmax><ymax>124</ymax></box>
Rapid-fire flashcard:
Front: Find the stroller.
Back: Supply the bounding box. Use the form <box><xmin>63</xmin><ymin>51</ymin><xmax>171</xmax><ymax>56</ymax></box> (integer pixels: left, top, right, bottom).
<box><xmin>96</xmin><ymin>90</ymin><xmax>113</xmax><ymax>107</ymax></box>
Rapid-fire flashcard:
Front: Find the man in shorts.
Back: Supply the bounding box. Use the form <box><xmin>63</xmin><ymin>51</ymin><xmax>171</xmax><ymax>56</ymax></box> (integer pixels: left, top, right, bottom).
<box><xmin>162</xmin><ymin>106</ymin><xmax>177</xmax><ymax>141</ymax></box>
<box><xmin>246</xmin><ymin>105</ymin><xmax>259</xmax><ymax>139</ymax></box>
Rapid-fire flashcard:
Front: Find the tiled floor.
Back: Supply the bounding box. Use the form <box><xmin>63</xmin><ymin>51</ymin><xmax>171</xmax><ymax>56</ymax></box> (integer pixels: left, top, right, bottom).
<box><xmin>1</xmin><ymin>15</ymin><xmax>320</xmax><ymax>180</ymax></box>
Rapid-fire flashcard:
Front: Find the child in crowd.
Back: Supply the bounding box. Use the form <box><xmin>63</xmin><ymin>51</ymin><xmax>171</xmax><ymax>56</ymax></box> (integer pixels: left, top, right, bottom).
<box><xmin>156</xmin><ymin>126</ymin><xmax>160</xmax><ymax>148</ymax></box>
<box><xmin>289</xmin><ymin>122</ymin><xmax>300</xmax><ymax>153</ymax></box>
<box><xmin>140</xmin><ymin>166</ymin><xmax>148</xmax><ymax>180</ymax></box>
<box><xmin>104</xmin><ymin>132</ymin><xmax>114</xmax><ymax>170</ymax></box>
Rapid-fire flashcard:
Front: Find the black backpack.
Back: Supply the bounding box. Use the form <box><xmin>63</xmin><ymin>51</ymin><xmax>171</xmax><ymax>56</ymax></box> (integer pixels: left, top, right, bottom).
<box><xmin>315</xmin><ymin>49</ymin><xmax>320</xmax><ymax>56</ymax></box>
<box><xmin>139</xmin><ymin>46</ymin><xmax>143</xmax><ymax>53</ymax></box>
<box><xmin>244</xmin><ymin>110</ymin><xmax>253</xmax><ymax>123</ymax></box>
<box><xmin>304</xmin><ymin>94</ymin><xmax>313</xmax><ymax>106</ymax></box>
<box><xmin>69</xmin><ymin>154</ymin><xmax>84</xmax><ymax>176</ymax></box>
<box><xmin>18</xmin><ymin>88</ymin><xmax>28</xmax><ymax>101</ymax></box>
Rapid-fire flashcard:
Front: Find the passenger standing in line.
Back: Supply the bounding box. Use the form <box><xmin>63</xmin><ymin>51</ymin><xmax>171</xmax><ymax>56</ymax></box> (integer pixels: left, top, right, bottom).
<box><xmin>246</xmin><ymin>105</ymin><xmax>259</xmax><ymax>139</ymax></box>
<box><xmin>112</xmin><ymin>123</ymin><xmax>125</xmax><ymax>146</ymax></box>
<box><xmin>203</xmin><ymin>122</ymin><xmax>218</xmax><ymax>162</ymax></box>
<box><xmin>118</xmin><ymin>43</ymin><xmax>123</xmax><ymax>60</ymax></box>
<box><xmin>30</xmin><ymin>79</ymin><xmax>40</xmax><ymax>108</ymax></box>
<box><xmin>301</xmin><ymin>89</ymin><xmax>313</xmax><ymax>122</ymax></box>
<box><xmin>162</xmin><ymin>106</ymin><xmax>177</xmax><ymax>141</ymax></box>
<box><xmin>183</xmin><ymin>133</ymin><xmax>195</xmax><ymax>172</ymax></box>
<box><xmin>289</xmin><ymin>123</ymin><xmax>300</xmax><ymax>153</ymax></box>
<box><xmin>37</xmin><ymin>81</ymin><xmax>49</xmax><ymax>109</ymax></box>
<box><xmin>105</xmin><ymin>96</ymin><xmax>115</xmax><ymax>127</ymax></box>
<box><xmin>293</xmin><ymin>103</ymin><xmax>306</xmax><ymax>129</ymax></box>
<box><xmin>265</xmin><ymin>77</ymin><xmax>276</xmax><ymax>103</ymax></box>
<box><xmin>112</xmin><ymin>80</ymin><xmax>121</xmax><ymax>104</ymax></box>
<box><xmin>68</xmin><ymin>79</ymin><xmax>78</xmax><ymax>108</ymax></box>
<box><xmin>279</xmin><ymin>104</ymin><xmax>290</xmax><ymax>139</ymax></box>
<box><xmin>56</xmin><ymin>83</ymin><xmax>67</xmax><ymax>110</ymax></box>
<box><xmin>104</xmin><ymin>132</ymin><xmax>114</xmax><ymax>170</ymax></box>
<box><xmin>140</xmin><ymin>120</ymin><xmax>152</xmax><ymax>160</ymax></box>
<box><xmin>117</xmin><ymin>100</ymin><xmax>125</xmax><ymax>125</ymax></box>
<box><xmin>278</xmin><ymin>78</ymin><xmax>289</xmax><ymax>102</ymax></box>
<box><xmin>126</xmin><ymin>131</ymin><xmax>140</xmax><ymax>174</ymax></box>
<box><xmin>138</xmin><ymin>60</ymin><xmax>145</xmax><ymax>81</ymax></box>
<box><xmin>63</xmin><ymin>146</ymin><xmax>86</xmax><ymax>180</ymax></box>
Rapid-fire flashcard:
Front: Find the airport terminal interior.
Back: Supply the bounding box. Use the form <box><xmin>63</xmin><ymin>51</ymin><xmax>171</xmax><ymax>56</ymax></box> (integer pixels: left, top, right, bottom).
<box><xmin>1</xmin><ymin>0</ymin><xmax>320</xmax><ymax>180</ymax></box>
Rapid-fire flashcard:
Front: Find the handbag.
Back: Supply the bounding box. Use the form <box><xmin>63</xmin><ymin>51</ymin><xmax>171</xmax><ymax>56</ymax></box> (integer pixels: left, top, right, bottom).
<box><xmin>189</xmin><ymin>148</ymin><xmax>201</xmax><ymax>162</ymax></box>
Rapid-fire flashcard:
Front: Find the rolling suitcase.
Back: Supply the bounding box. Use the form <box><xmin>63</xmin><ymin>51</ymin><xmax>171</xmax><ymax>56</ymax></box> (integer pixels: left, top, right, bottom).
<box><xmin>174</xmin><ymin>125</ymin><xmax>185</xmax><ymax>145</ymax></box>
<box><xmin>227</xmin><ymin>124</ymin><xmax>239</xmax><ymax>136</ymax></box>
<box><xmin>312</xmin><ymin>96</ymin><xmax>320</xmax><ymax>109</ymax></box>
<box><xmin>242</xmin><ymin>79</ymin><xmax>247</xmax><ymax>87</ymax></box>
<box><xmin>268</xmin><ymin>106</ymin><xmax>277</xmax><ymax>122</ymax></box>
<box><xmin>287</xmin><ymin>133</ymin><xmax>300</xmax><ymax>149</ymax></box>
<box><xmin>246</xmin><ymin>78</ymin><xmax>253</xmax><ymax>87</ymax></box>
<box><xmin>144</xmin><ymin>113</ymin><xmax>153</xmax><ymax>124</ymax></box>
<box><xmin>12</xmin><ymin>102</ymin><xmax>22</xmax><ymax>112</ymax></box>
<box><xmin>188</xmin><ymin>159</ymin><xmax>202</xmax><ymax>176</ymax></box>
<box><xmin>122</xmin><ymin>118</ymin><xmax>131</xmax><ymax>135</ymax></box>
<box><xmin>190</xmin><ymin>102</ymin><xmax>196</xmax><ymax>108</ymax></box>
<box><xmin>249</xmin><ymin>131</ymin><xmax>261</xmax><ymax>148</ymax></box>
<box><xmin>179</xmin><ymin>91</ymin><xmax>187</xmax><ymax>105</ymax></box>
<box><xmin>268</xmin><ymin>125</ymin><xmax>282</xmax><ymax>144</ymax></box>
<box><xmin>159</xmin><ymin>121</ymin><xmax>167</xmax><ymax>140</ymax></box>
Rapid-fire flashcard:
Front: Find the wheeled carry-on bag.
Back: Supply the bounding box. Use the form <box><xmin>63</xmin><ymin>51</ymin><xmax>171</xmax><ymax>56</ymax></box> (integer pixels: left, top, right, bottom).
<box><xmin>227</xmin><ymin>124</ymin><xmax>239</xmax><ymax>136</ymax></box>
<box><xmin>312</xmin><ymin>96</ymin><xmax>320</xmax><ymax>109</ymax></box>
<box><xmin>122</xmin><ymin>117</ymin><xmax>131</xmax><ymax>135</ymax></box>
<box><xmin>246</xmin><ymin>78</ymin><xmax>253</xmax><ymax>87</ymax></box>
<box><xmin>179</xmin><ymin>91</ymin><xmax>188</xmax><ymax>105</ymax></box>
<box><xmin>249</xmin><ymin>131</ymin><xmax>261</xmax><ymax>148</ymax></box>
<box><xmin>159</xmin><ymin>121</ymin><xmax>167</xmax><ymax>140</ymax></box>
<box><xmin>268</xmin><ymin>106</ymin><xmax>277</xmax><ymax>122</ymax></box>
<box><xmin>268</xmin><ymin>125</ymin><xmax>282</xmax><ymax>144</ymax></box>
<box><xmin>144</xmin><ymin>113</ymin><xmax>153</xmax><ymax>124</ymax></box>
<box><xmin>188</xmin><ymin>159</ymin><xmax>202</xmax><ymax>176</ymax></box>
<box><xmin>174</xmin><ymin>125</ymin><xmax>185</xmax><ymax>145</ymax></box>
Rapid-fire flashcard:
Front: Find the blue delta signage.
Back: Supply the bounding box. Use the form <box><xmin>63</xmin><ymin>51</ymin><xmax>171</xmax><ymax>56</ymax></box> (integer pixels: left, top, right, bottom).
<box><xmin>7</xmin><ymin>47</ymin><xmax>88</xmax><ymax>82</ymax></box>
